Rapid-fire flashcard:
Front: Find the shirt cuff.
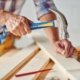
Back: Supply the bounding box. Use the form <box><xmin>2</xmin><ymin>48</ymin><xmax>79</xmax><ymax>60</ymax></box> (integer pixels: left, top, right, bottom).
<box><xmin>33</xmin><ymin>0</ymin><xmax>57</xmax><ymax>19</ymax></box>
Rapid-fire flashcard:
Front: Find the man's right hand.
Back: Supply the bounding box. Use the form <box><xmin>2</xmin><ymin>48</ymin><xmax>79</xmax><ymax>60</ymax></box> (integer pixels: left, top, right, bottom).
<box><xmin>5</xmin><ymin>13</ymin><xmax>32</xmax><ymax>36</ymax></box>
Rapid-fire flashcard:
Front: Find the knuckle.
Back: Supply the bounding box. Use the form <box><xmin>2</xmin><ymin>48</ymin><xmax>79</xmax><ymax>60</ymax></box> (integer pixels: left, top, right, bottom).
<box><xmin>69</xmin><ymin>41</ymin><xmax>72</xmax><ymax>45</ymax></box>
<box><xmin>15</xmin><ymin>26</ymin><xmax>19</xmax><ymax>30</ymax></box>
<box><xmin>21</xmin><ymin>16</ymin><xmax>26</xmax><ymax>21</ymax></box>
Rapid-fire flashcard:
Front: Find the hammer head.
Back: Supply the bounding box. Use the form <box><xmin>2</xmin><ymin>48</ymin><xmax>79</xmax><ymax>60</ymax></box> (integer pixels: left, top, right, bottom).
<box><xmin>49</xmin><ymin>8</ymin><xmax>69</xmax><ymax>39</ymax></box>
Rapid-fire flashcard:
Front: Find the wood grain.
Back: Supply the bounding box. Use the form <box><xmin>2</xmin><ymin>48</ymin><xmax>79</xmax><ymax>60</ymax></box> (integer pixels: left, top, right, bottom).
<box><xmin>11</xmin><ymin>50</ymin><xmax>50</xmax><ymax>80</ymax></box>
<box><xmin>36</xmin><ymin>60</ymin><xmax>54</xmax><ymax>80</ymax></box>
<box><xmin>0</xmin><ymin>48</ymin><xmax>21</xmax><ymax>64</ymax></box>
<box><xmin>0</xmin><ymin>44</ymin><xmax>39</xmax><ymax>80</ymax></box>
<box><xmin>31</xmin><ymin>32</ymin><xmax>80</xmax><ymax>80</ymax></box>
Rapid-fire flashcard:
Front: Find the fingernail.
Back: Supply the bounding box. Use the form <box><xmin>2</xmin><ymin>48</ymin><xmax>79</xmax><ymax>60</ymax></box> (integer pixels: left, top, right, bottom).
<box><xmin>62</xmin><ymin>51</ymin><xmax>65</xmax><ymax>55</ymax></box>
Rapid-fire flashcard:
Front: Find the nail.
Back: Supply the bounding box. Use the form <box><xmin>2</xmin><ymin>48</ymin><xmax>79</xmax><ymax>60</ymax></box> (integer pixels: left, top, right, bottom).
<box><xmin>62</xmin><ymin>51</ymin><xmax>65</xmax><ymax>55</ymax></box>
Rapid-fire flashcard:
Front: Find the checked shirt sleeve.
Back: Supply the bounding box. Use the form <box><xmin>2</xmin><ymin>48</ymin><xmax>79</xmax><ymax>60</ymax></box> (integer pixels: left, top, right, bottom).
<box><xmin>33</xmin><ymin>0</ymin><xmax>57</xmax><ymax>19</ymax></box>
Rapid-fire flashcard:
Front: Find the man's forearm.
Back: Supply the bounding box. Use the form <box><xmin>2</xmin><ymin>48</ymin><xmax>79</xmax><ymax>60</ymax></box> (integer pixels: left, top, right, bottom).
<box><xmin>39</xmin><ymin>12</ymin><xmax>59</xmax><ymax>43</ymax></box>
<box><xmin>0</xmin><ymin>10</ymin><xmax>6</xmax><ymax>24</ymax></box>
<box><xmin>0</xmin><ymin>10</ymin><xmax>11</xmax><ymax>24</ymax></box>
<box><xmin>0</xmin><ymin>10</ymin><xmax>18</xmax><ymax>25</ymax></box>
<box><xmin>33</xmin><ymin>0</ymin><xmax>59</xmax><ymax>42</ymax></box>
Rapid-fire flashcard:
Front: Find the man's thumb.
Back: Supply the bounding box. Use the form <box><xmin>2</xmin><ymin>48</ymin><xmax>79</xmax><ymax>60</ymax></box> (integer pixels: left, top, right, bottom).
<box><xmin>58</xmin><ymin>47</ymin><xmax>65</xmax><ymax>55</ymax></box>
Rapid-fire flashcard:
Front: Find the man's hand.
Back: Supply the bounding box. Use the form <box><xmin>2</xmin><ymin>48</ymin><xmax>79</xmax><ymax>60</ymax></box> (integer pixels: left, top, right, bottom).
<box><xmin>0</xmin><ymin>10</ymin><xmax>32</xmax><ymax>36</ymax></box>
<box><xmin>0</xmin><ymin>10</ymin><xmax>33</xmax><ymax>36</ymax></box>
<box><xmin>39</xmin><ymin>12</ymin><xmax>77</xmax><ymax>58</ymax></box>
<box><xmin>52</xmin><ymin>39</ymin><xmax>77</xmax><ymax>57</ymax></box>
<box><xmin>5</xmin><ymin>15</ymin><xmax>32</xmax><ymax>36</ymax></box>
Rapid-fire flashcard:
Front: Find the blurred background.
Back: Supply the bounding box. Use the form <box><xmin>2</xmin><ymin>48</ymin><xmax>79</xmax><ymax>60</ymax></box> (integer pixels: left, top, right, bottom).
<box><xmin>20</xmin><ymin>0</ymin><xmax>80</xmax><ymax>47</ymax></box>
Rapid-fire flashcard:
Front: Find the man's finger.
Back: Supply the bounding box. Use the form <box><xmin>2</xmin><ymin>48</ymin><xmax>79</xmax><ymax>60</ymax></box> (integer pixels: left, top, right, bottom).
<box><xmin>13</xmin><ymin>27</ymin><xmax>21</xmax><ymax>36</ymax></box>
<box><xmin>65</xmin><ymin>47</ymin><xmax>76</xmax><ymax>58</ymax></box>
<box><xmin>70</xmin><ymin>48</ymin><xmax>77</xmax><ymax>57</ymax></box>
<box><xmin>64</xmin><ymin>42</ymin><xmax>71</xmax><ymax>57</ymax></box>
<box><xmin>12</xmin><ymin>29</ymin><xmax>18</xmax><ymax>35</ymax></box>
<box><xmin>57</xmin><ymin>43</ymin><xmax>65</xmax><ymax>55</ymax></box>
<box><xmin>23</xmin><ymin>20</ymin><xmax>31</xmax><ymax>34</ymax></box>
<box><xmin>19</xmin><ymin>23</ymin><xmax>27</xmax><ymax>35</ymax></box>
<box><xmin>28</xmin><ymin>19</ymin><xmax>33</xmax><ymax>24</ymax></box>
<box><xmin>66</xmin><ymin>47</ymin><xmax>74</xmax><ymax>58</ymax></box>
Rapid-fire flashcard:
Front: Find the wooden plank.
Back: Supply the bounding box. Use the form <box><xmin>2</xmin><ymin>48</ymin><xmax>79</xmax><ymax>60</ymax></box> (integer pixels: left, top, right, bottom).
<box><xmin>36</xmin><ymin>60</ymin><xmax>54</xmax><ymax>80</ymax></box>
<box><xmin>0</xmin><ymin>44</ymin><xmax>39</xmax><ymax>80</ymax></box>
<box><xmin>76</xmin><ymin>48</ymin><xmax>80</xmax><ymax>53</ymax></box>
<box><xmin>31</xmin><ymin>33</ymin><xmax>80</xmax><ymax>71</ymax></box>
<box><xmin>31</xmin><ymin>32</ymin><xmax>80</xmax><ymax>80</ymax></box>
<box><xmin>45</xmin><ymin>64</ymin><xmax>68</xmax><ymax>80</ymax></box>
<box><xmin>11</xmin><ymin>50</ymin><xmax>50</xmax><ymax>80</ymax></box>
<box><xmin>37</xmin><ymin>60</ymin><xmax>68</xmax><ymax>80</ymax></box>
<box><xmin>0</xmin><ymin>48</ymin><xmax>21</xmax><ymax>64</ymax></box>
<box><xmin>67</xmin><ymin>70</ymin><xmax>80</xmax><ymax>80</ymax></box>
<box><xmin>77</xmin><ymin>54</ymin><xmax>80</xmax><ymax>62</ymax></box>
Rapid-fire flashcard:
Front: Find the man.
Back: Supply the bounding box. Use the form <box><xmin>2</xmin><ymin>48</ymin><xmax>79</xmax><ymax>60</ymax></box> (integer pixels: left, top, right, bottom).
<box><xmin>0</xmin><ymin>0</ymin><xmax>76</xmax><ymax>57</ymax></box>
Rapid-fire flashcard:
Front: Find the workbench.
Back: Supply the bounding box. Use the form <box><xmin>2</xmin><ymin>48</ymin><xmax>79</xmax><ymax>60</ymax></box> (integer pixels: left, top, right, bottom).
<box><xmin>0</xmin><ymin>32</ymin><xmax>80</xmax><ymax>80</ymax></box>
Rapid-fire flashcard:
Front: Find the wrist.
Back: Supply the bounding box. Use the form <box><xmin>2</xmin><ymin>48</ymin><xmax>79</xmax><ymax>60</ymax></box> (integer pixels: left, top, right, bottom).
<box><xmin>4</xmin><ymin>11</ymin><xmax>13</xmax><ymax>23</ymax></box>
<box><xmin>3</xmin><ymin>11</ymin><xmax>20</xmax><ymax>26</ymax></box>
<box><xmin>49</xmin><ymin>37</ymin><xmax>59</xmax><ymax>43</ymax></box>
<box><xmin>0</xmin><ymin>10</ymin><xmax>13</xmax><ymax>24</ymax></box>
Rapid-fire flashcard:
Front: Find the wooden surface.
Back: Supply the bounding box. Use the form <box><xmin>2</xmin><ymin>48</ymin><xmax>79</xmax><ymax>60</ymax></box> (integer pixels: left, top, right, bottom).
<box><xmin>0</xmin><ymin>44</ymin><xmax>39</xmax><ymax>80</ymax></box>
<box><xmin>0</xmin><ymin>32</ymin><xmax>80</xmax><ymax>80</ymax></box>
<box><xmin>11</xmin><ymin>50</ymin><xmax>50</xmax><ymax>80</ymax></box>
<box><xmin>45</xmin><ymin>63</ymin><xmax>68</xmax><ymax>80</ymax></box>
<box><xmin>0</xmin><ymin>48</ymin><xmax>21</xmax><ymax>64</ymax></box>
<box><xmin>0</xmin><ymin>43</ymin><xmax>68</xmax><ymax>80</ymax></box>
<box><xmin>36</xmin><ymin>60</ymin><xmax>54</xmax><ymax>80</ymax></box>
<box><xmin>76</xmin><ymin>48</ymin><xmax>80</xmax><ymax>53</ymax></box>
<box><xmin>31</xmin><ymin>32</ymin><xmax>80</xmax><ymax>80</ymax></box>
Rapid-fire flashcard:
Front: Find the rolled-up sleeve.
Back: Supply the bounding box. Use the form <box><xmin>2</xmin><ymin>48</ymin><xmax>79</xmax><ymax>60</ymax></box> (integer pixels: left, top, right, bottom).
<box><xmin>33</xmin><ymin>0</ymin><xmax>57</xmax><ymax>19</ymax></box>
<box><xmin>33</xmin><ymin>0</ymin><xmax>69</xmax><ymax>39</ymax></box>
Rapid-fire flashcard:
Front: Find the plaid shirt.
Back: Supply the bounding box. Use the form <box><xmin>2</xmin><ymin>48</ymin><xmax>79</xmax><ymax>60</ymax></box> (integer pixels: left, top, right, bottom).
<box><xmin>0</xmin><ymin>0</ymin><xmax>57</xmax><ymax>18</ymax></box>
<box><xmin>33</xmin><ymin>0</ymin><xmax>57</xmax><ymax>18</ymax></box>
<box><xmin>0</xmin><ymin>0</ymin><xmax>68</xmax><ymax>39</ymax></box>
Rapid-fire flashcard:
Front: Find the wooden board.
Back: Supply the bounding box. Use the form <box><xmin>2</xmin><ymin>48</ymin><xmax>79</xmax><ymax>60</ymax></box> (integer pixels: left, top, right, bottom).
<box><xmin>45</xmin><ymin>64</ymin><xmax>68</xmax><ymax>80</ymax></box>
<box><xmin>76</xmin><ymin>48</ymin><xmax>80</xmax><ymax>53</ymax></box>
<box><xmin>67</xmin><ymin>70</ymin><xmax>80</xmax><ymax>80</ymax></box>
<box><xmin>0</xmin><ymin>48</ymin><xmax>21</xmax><ymax>64</ymax></box>
<box><xmin>36</xmin><ymin>60</ymin><xmax>54</xmax><ymax>80</ymax></box>
<box><xmin>0</xmin><ymin>44</ymin><xmax>39</xmax><ymax>80</ymax></box>
<box><xmin>11</xmin><ymin>50</ymin><xmax>50</xmax><ymax>80</ymax></box>
<box><xmin>31</xmin><ymin>32</ymin><xmax>80</xmax><ymax>80</ymax></box>
<box><xmin>0</xmin><ymin>31</ymin><xmax>80</xmax><ymax>80</ymax></box>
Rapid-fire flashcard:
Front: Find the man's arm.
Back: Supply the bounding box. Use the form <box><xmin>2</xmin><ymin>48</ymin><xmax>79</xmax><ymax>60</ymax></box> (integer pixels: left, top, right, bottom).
<box><xmin>34</xmin><ymin>0</ymin><xmax>59</xmax><ymax>43</ymax></box>
<box><xmin>39</xmin><ymin>12</ymin><xmax>59</xmax><ymax>43</ymax></box>
<box><xmin>0</xmin><ymin>10</ymin><xmax>21</xmax><ymax>24</ymax></box>
<box><xmin>33</xmin><ymin>0</ymin><xmax>76</xmax><ymax>57</ymax></box>
<box><xmin>0</xmin><ymin>9</ymin><xmax>32</xmax><ymax>35</ymax></box>
<box><xmin>0</xmin><ymin>10</ymin><xmax>7</xmax><ymax>24</ymax></box>
<box><xmin>33</xmin><ymin>0</ymin><xmax>59</xmax><ymax>43</ymax></box>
